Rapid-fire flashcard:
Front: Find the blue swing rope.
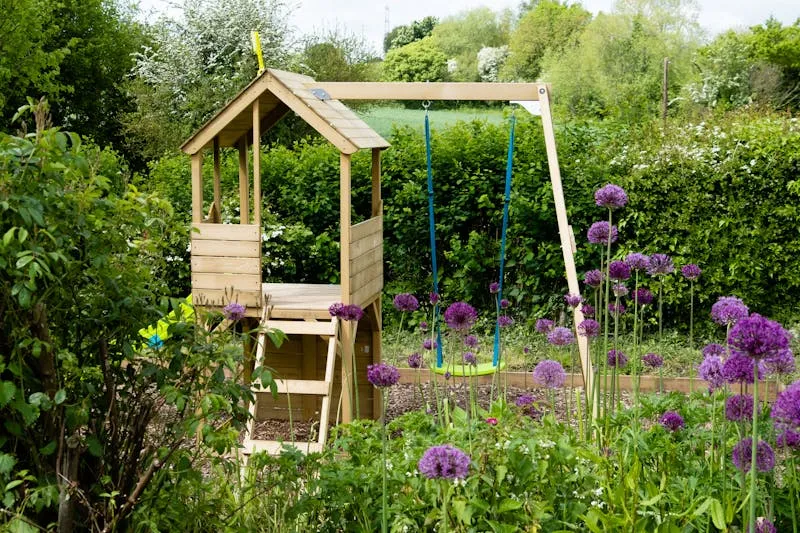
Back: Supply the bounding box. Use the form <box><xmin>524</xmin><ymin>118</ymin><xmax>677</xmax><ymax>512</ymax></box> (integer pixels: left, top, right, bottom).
<box><xmin>492</xmin><ymin>113</ymin><xmax>517</xmax><ymax>366</ymax></box>
<box><xmin>424</xmin><ymin>105</ymin><xmax>444</xmax><ymax>367</ymax></box>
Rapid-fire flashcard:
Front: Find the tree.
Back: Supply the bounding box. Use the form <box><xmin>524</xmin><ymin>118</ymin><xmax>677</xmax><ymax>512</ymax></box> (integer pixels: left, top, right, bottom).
<box><xmin>747</xmin><ymin>18</ymin><xmax>800</xmax><ymax>109</ymax></box>
<box><xmin>502</xmin><ymin>0</ymin><xmax>591</xmax><ymax>81</ymax></box>
<box><xmin>685</xmin><ymin>30</ymin><xmax>754</xmax><ymax>109</ymax></box>
<box><xmin>297</xmin><ymin>27</ymin><xmax>378</xmax><ymax>82</ymax></box>
<box><xmin>430</xmin><ymin>7</ymin><xmax>512</xmax><ymax>81</ymax></box>
<box><xmin>382</xmin><ymin>37</ymin><xmax>448</xmax><ymax>82</ymax></box>
<box><xmin>383</xmin><ymin>16</ymin><xmax>438</xmax><ymax>53</ymax></box>
<box><xmin>477</xmin><ymin>46</ymin><xmax>510</xmax><ymax>82</ymax></box>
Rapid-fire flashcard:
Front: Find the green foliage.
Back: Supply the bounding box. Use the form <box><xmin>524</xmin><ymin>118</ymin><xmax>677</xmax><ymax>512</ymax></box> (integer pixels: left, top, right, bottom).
<box><xmin>502</xmin><ymin>0</ymin><xmax>592</xmax><ymax>81</ymax></box>
<box><xmin>685</xmin><ymin>30</ymin><xmax>754</xmax><ymax>109</ymax></box>
<box><xmin>383</xmin><ymin>16</ymin><xmax>438</xmax><ymax>53</ymax></box>
<box><xmin>296</xmin><ymin>28</ymin><xmax>379</xmax><ymax>82</ymax></box>
<box><xmin>747</xmin><ymin>18</ymin><xmax>800</xmax><ymax>109</ymax></box>
<box><xmin>382</xmin><ymin>37</ymin><xmax>449</xmax><ymax>82</ymax></box>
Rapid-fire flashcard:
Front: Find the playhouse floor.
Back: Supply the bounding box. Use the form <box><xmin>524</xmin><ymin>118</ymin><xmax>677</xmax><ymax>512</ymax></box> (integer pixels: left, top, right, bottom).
<box><xmin>262</xmin><ymin>283</ymin><xmax>341</xmax><ymax>320</ymax></box>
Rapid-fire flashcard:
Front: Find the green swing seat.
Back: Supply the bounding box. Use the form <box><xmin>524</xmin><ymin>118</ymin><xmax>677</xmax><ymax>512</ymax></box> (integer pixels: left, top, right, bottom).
<box><xmin>433</xmin><ymin>360</ymin><xmax>507</xmax><ymax>377</ymax></box>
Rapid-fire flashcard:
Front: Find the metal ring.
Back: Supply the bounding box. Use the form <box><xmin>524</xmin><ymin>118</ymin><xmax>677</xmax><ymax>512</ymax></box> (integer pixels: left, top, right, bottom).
<box><xmin>422</xmin><ymin>100</ymin><xmax>431</xmax><ymax>110</ymax></box>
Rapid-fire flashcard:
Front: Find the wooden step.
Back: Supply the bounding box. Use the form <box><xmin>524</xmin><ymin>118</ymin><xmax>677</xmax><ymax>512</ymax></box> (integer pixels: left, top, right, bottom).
<box><xmin>242</xmin><ymin>439</ymin><xmax>323</xmax><ymax>455</ymax></box>
<box><xmin>264</xmin><ymin>319</ymin><xmax>336</xmax><ymax>337</ymax></box>
<box><xmin>253</xmin><ymin>379</ymin><xmax>329</xmax><ymax>396</ymax></box>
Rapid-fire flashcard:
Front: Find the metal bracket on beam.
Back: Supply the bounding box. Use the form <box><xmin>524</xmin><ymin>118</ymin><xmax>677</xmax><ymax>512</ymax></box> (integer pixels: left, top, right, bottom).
<box><xmin>311</xmin><ymin>88</ymin><xmax>331</xmax><ymax>101</ymax></box>
<box><xmin>511</xmin><ymin>100</ymin><xmax>541</xmax><ymax>116</ymax></box>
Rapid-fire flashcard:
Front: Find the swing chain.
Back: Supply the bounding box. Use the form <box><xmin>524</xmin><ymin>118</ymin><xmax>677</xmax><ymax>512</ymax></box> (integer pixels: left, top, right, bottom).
<box><xmin>422</xmin><ymin>100</ymin><xmax>431</xmax><ymax>111</ymax></box>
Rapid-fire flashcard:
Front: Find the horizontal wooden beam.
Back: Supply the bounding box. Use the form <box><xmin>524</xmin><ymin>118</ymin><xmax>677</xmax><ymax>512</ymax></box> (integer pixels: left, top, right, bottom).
<box><xmin>310</xmin><ymin>82</ymin><xmax>543</xmax><ymax>102</ymax></box>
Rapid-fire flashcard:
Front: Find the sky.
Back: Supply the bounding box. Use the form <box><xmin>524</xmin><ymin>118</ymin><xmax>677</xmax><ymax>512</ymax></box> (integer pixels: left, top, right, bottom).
<box><xmin>138</xmin><ymin>0</ymin><xmax>799</xmax><ymax>55</ymax></box>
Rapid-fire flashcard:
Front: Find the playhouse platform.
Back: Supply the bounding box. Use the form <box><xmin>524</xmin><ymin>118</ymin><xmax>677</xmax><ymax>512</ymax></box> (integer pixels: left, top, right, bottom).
<box><xmin>263</xmin><ymin>283</ymin><xmax>341</xmax><ymax>320</ymax></box>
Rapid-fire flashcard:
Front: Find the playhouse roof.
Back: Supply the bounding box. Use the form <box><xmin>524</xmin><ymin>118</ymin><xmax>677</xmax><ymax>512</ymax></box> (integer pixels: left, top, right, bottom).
<box><xmin>180</xmin><ymin>69</ymin><xmax>389</xmax><ymax>155</ymax></box>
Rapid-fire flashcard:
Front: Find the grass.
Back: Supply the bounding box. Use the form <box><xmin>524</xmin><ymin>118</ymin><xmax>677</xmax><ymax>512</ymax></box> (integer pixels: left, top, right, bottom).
<box><xmin>356</xmin><ymin>105</ymin><xmax>508</xmax><ymax>138</ymax></box>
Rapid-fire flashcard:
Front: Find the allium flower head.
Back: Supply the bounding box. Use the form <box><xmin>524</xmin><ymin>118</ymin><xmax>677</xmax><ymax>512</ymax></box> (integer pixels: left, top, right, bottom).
<box><xmin>533</xmin><ymin>360</ymin><xmax>567</xmax><ymax>389</ymax></box>
<box><xmin>725</xmin><ymin>394</ymin><xmax>754</xmax><ymax>421</ymax></box>
<box><xmin>223</xmin><ymin>302</ymin><xmax>246</xmax><ymax>321</ymax></box>
<box><xmin>500</xmin><ymin>298</ymin><xmax>510</xmax><ymax>309</ymax></box>
<box><xmin>634</xmin><ymin>288</ymin><xmax>654</xmax><ymax>305</ymax></box>
<box><xmin>564</xmin><ymin>293</ymin><xmax>583</xmax><ymax>308</ymax></box>
<box><xmin>393</xmin><ymin>293</ymin><xmax>419</xmax><ymax>312</ymax></box>
<box><xmin>464</xmin><ymin>334</ymin><xmax>478</xmax><ymax>348</ymax></box>
<box><xmin>422</xmin><ymin>338</ymin><xmax>437</xmax><ymax>350</ymax></box>
<box><xmin>444</xmin><ymin>371</ymin><xmax>451</xmax><ymax>380</ymax></box>
<box><xmin>498</xmin><ymin>315</ymin><xmax>514</xmax><ymax>328</ymax></box>
<box><xmin>535</xmin><ymin>318</ymin><xmax>554</xmax><ymax>334</ymax></box>
<box><xmin>515</xmin><ymin>394</ymin><xmax>541</xmax><ymax>419</ymax></box>
<box><xmin>341</xmin><ymin>304</ymin><xmax>364</xmax><ymax>321</ymax></box>
<box><xmin>429</xmin><ymin>292</ymin><xmax>440</xmax><ymax>304</ymax></box>
<box><xmin>731</xmin><ymin>438</ymin><xmax>775</xmax><ymax>473</ymax></box>
<box><xmin>578</xmin><ymin>319</ymin><xmax>600</xmax><ymax>338</ymax></box>
<box><xmin>722</xmin><ymin>353</ymin><xmax>764</xmax><ymax>384</ymax></box>
<box><xmin>523</xmin><ymin>346</ymin><xmax>530</xmax><ymax>354</ymax></box>
<box><xmin>418</xmin><ymin>445</ymin><xmax>470</xmax><ymax>480</ymax></box>
<box><xmin>463</xmin><ymin>352</ymin><xmax>477</xmax><ymax>366</ymax></box>
<box><xmin>612</xmin><ymin>283</ymin><xmax>629</xmax><ymax>297</ymax></box>
<box><xmin>698</xmin><ymin>355</ymin><xmax>725</xmax><ymax>391</ymax></box>
<box><xmin>660</xmin><ymin>411</ymin><xmax>685</xmax><ymax>432</ymax></box>
<box><xmin>764</xmin><ymin>349</ymin><xmax>795</xmax><ymax>375</ymax></box>
<box><xmin>625</xmin><ymin>252</ymin><xmax>650</xmax><ymax>270</ymax></box>
<box><xmin>584</xmin><ymin>269</ymin><xmax>604</xmax><ymax>288</ymax></box>
<box><xmin>608</xmin><ymin>303</ymin><xmax>626</xmax><ymax>316</ymax></box>
<box><xmin>771</xmin><ymin>380</ymin><xmax>800</xmax><ymax>431</ymax></box>
<box><xmin>728</xmin><ymin>313</ymin><xmax>791</xmax><ymax>361</ymax></box>
<box><xmin>419</xmin><ymin>321</ymin><xmax>428</xmax><ymax>332</ymax></box>
<box><xmin>702</xmin><ymin>343</ymin><xmax>726</xmax><ymax>359</ymax></box>
<box><xmin>444</xmin><ymin>302</ymin><xmax>478</xmax><ymax>330</ymax></box>
<box><xmin>594</xmin><ymin>184</ymin><xmax>628</xmax><ymax>209</ymax></box>
<box><xmin>608</xmin><ymin>260</ymin><xmax>631</xmax><ymax>281</ymax></box>
<box><xmin>647</xmin><ymin>254</ymin><xmax>674</xmax><ymax>276</ymax></box>
<box><xmin>755</xmin><ymin>517</ymin><xmax>777</xmax><ymax>533</ymax></box>
<box><xmin>407</xmin><ymin>352</ymin><xmax>423</xmax><ymax>369</ymax></box>
<box><xmin>607</xmin><ymin>349</ymin><xmax>628</xmax><ymax>368</ymax></box>
<box><xmin>710</xmin><ymin>296</ymin><xmax>749</xmax><ymax>326</ymax></box>
<box><xmin>681</xmin><ymin>264</ymin><xmax>701</xmax><ymax>281</ymax></box>
<box><xmin>587</xmin><ymin>221</ymin><xmax>618</xmax><ymax>245</ymax></box>
<box><xmin>581</xmin><ymin>303</ymin><xmax>595</xmax><ymax>317</ymax></box>
<box><xmin>642</xmin><ymin>353</ymin><xmax>664</xmax><ymax>369</ymax></box>
<box><xmin>366</xmin><ymin>363</ymin><xmax>400</xmax><ymax>388</ymax></box>
<box><xmin>776</xmin><ymin>429</ymin><xmax>800</xmax><ymax>449</ymax></box>
<box><xmin>489</xmin><ymin>282</ymin><xmax>500</xmax><ymax>294</ymax></box>
<box><xmin>547</xmin><ymin>326</ymin><xmax>574</xmax><ymax>346</ymax></box>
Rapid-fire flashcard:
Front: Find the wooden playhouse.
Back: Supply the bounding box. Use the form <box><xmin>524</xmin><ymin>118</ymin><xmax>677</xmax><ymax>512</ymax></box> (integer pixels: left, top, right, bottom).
<box><xmin>181</xmin><ymin>69</ymin><xmax>388</xmax><ymax>454</ymax></box>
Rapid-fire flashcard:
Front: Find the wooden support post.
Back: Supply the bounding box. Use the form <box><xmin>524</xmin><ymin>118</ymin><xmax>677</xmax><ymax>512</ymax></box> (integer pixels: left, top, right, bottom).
<box><xmin>191</xmin><ymin>152</ymin><xmax>203</xmax><ymax>224</ymax></box>
<box><xmin>368</xmin><ymin>299</ymin><xmax>382</xmax><ymax>420</ymax></box>
<box><xmin>301</xmin><ymin>334</ymin><xmax>318</xmax><ymax>419</ymax></box>
<box><xmin>212</xmin><ymin>137</ymin><xmax>221</xmax><ymax>221</ymax></box>
<box><xmin>238</xmin><ymin>137</ymin><xmax>249</xmax><ymax>224</ymax></box>
<box><xmin>371</xmin><ymin>148</ymin><xmax>382</xmax><ymax>217</ymax></box>
<box><xmin>340</xmin><ymin>152</ymin><xmax>353</xmax><ymax>422</ymax></box>
<box><xmin>252</xmin><ymin>99</ymin><xmax>261</xmax><ymax>226</ymax></box>
<box><xmin>538</xmin><ymin>85</ymin><xmax>596</xmax><ymax>418</ymax></box>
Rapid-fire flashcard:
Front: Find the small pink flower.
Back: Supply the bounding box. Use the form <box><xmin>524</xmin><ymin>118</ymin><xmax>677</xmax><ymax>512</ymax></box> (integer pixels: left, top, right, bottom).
<box><xmin>485</xmin><ymin>417</ymin><xmax>498</xmax><ymax>426</ymax></box>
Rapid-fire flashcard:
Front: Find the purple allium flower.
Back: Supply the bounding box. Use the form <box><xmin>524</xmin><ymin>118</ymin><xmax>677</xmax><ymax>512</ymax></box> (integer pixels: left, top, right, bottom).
<box><xmin>710</xmin><ymin>296</ymin><xmax>749</xmax><ymax>326</ymax></box>
<box><xmin>764</xmin><ymin>349</ymin><xmax>796</xmax><ymax>375</ymax></box>
<box><xmin>584</xmin><ymin>269</ymin><xmax>604</xmax><ymax>288</ymax></box>
<box><xmin>587</xmin><ymin>221</ymin><xmax>618</xmax><ymax>245</ymax></box>
<box><xmin>444</xmin><ymin>371</ymin><xmax>451</xmax><ymax>380</ymax></box>
<box><xmin>625</xmin><ymin>252</ymin><xmax>650</xmax><ymax>270</ymax></box>
<box><xmin>608</xmin><ymin>260</ymin><xmax>631</xmax><ymax>281</ymax></box>
<box><xmin>581</xmin><ymin>303</ymin><xmax>595</xmax><ymax>317</ymax></box>
<box><xmin>444</xmin><ymin>302</ymin><xmax>478</xmax><ymax>330</ymax></box>
<box><xmin>728</xmin><ymin>313</ymin><xmax>791</xmax><ymax>361</ymax></box>
<box><xmin>429</xmin><ymin>292</ymin><xmax>440</xmax><ymax>304</ymax></box>
<box><xmin>756</xmin><ymin>517</ymin><xmax>777</xmax><ymax>533</ymax></box>
<box><xmin>594</xmin><ymin>184</ymin><xmax>628</xmax><ymax>209</ymax></box>
<box><xmin>422</xmin><ymin>338</ymin><xmax>437</xmax><ymax>350</ymax></box>
<box><xmin>463</xmin><ymin>352</ymin><xmax>477</xmax><ymax>366</ymax></box>
<box><xmin>408</xmin><ymin>352</ymin><xmax>423</xmax><ymax>369</ymax></box>
<box><xmin>464</xmin><ymin>334</ymin><xmax>478</xmax><ymax>348</ymax></box>
<box><xmin>698</xmin><ymin>355</ymin><xmax>725</xmax><ymax>391</ymax></box>
<box><xmin>223</xmin><ymin>302</ymin><xmax>246</xmax><ymax>321</ymax></box>
<box><xmin>702</xmin><ymin>343</ymin><xmax>726</xmax><ymax>359</ymax></box>
<box><xmin>660</xmin><ymin>411</ymin><xmax>685</xmax><ymax>432</ymax></box>
<box><xmin>642</xmin><ymin>353</ymin><xmax>664</xmax><ymax>369</ymax></box>
<box><xmin>608</xmin><ymin>303</ymin><xmax>626</xmax><ymax>316</ymax></box>
<box><xmin>533</xmin><ymin>360</ymin><xmax>567</xmax><ymax>389</ymax></box>
<box><xmin>523</xmin><ymin>346</ymin><xmax>530</xmax><ymax>354</ymax></box>
<box><xmin>681</xmin><ymin>264</ymin><xmax>701</xmax><ymax>281</ymax></box>
<box><xmin>731</xmin><ymin>438</ymin><xmax>775</xmax><ymax>473</ymax></box>
<box><xmin>500</xmin><ymin>298</ymin><xmax>510</xmax><ymax>309</ymax></box>
<box><xmin>771</xmin><ymin>380</ymin><xmax>800</xmax><ymax>431</ymax></box>
<box><xmin>722</xmin><ymin>353</ymin><xmax>764</xmax><ymax>384</ymax></box>
<box><xmin>393</xmin><ymin>293</ymin><xmax>419</xmax><ymax>312</ymax></box>
<box><xmin>366</xmin><ymin>363</ymin><xmax>400</xmax><ymax>388</ymax></box>
<box><xmin>515</xmin><ymin>394</ymin><xmax>535</xmax><ymax>408</ymax></box>
<box><xmin>776</xmin><ymin>429</ymin><xmax>800</xmax><ymax>449</ymax></box>
<box><xmin>515</xmin><ymin>394</ymin><xmax>542</xmax><ymax>419</ymax></box>
<box><xmin>725</xmin><ymin>394</ymin><xmax>754</xmax><ymax>421</ymax></box>
<box><xmin>607</xmin><ymin>349</ymin><xmax>628</xmax><ymax>368</ymax></box>
<box><xmin>489</xmin><ymin>282</ymin><xmax>500</xmax><ymax>294</ymax></box>
<box><xmin>418</xmin><ymin>445</ymin><xmax>471</xmax><ymax>480</ymax></box>
<box><xmin>535</xmin><ymin>318</ymin><xmax>555</xmax><ymax>333</ymax></box>
<box><xmin>578</xmin><ymin>319</ymin><xmax>600</xmax><ymax>338</ymax></box>
<box><xmin>564</xmin><ymin>293</ymin><xmax>583</xmax><ymax>308</ymax></box>
<box><xmin>612</xmin><ymin>283</ymin><xmax>629</xmax><ymax>297</ymax></box>
<box><xmin>634</xmin><ymin>288</ymin><xmax>654</xmax><ymax>306</ymax></box>
<box><xmin>547</xmin><ymin>326</ymin><xmax>574</xmax><ymax>346</ymax></box>
<box><xmin>328</xmin><ymin>302</ymin><xmax>345</xmax><ymax>317</ymax></box>
<box><xmin>339</xmin><ymin>304</ymin><xmax>364</xmax><ymax>321</ymax></box>
<box><xmin>647</xmin><ymin>254</ymin><xmax>674</xmax><ymax>276</ymax></box>
<box><xmin>419</xmin><ymin>321</ymin><xmax>428</xmax><ymax>332</ymax></box>
<box><xmin>498</xmin><ymin>315</ymin><xmax>514</xmax><ymax>328</ymax></box>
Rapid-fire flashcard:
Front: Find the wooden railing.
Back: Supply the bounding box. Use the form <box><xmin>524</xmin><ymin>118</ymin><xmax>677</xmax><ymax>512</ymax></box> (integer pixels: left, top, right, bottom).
<box><xmin>348</xmin><ymin>216</ymin><xmax>382</xmax><ymax>306</ymax></box>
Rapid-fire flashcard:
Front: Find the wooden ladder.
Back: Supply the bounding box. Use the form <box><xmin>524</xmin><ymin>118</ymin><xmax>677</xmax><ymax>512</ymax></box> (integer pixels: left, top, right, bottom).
<box><xmin>242</xmin><ymin>315</ymin><xmax>339</xmax><ymax>455</ymax></box>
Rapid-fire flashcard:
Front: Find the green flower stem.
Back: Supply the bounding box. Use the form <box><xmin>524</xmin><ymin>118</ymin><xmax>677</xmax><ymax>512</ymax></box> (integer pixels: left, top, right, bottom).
<box><xmin>689</xmin><ymin>281</ymin><xmax>695</xmax><ymax>349</ymax></box>
<box><xmin>748</xmin><ymin>373</ymin><xmax>759</xmax><ymax>533</ymax></box>
<box><xmin>441</xmin><ymin>481</ymin><xmax>450</xmax><ymax>533</ymax></box>
<box><xmin>790</xmin><ymin>454</ymin><xmax>798</xmax><ymax>533</ymax></box>
<box><xmin>658</xmin><ymin>282</ymin><xmax>664</xmax><ymax>343</ymax></box>
<box><xmin>381</xmin><ymin>389</ymin><xmax>388</xmax><ymax>533</ymax></box>
<box><xmin>601</xmin><ymin>209</ymin><xmax>613</xmax><ymax>431</ymax></box>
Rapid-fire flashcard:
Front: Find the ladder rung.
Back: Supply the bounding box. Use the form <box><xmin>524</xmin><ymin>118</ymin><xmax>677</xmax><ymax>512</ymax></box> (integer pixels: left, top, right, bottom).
<box><xmin>242</xmin><ymin>439</ymin><xmax>323</xmax><ymax>455</ymax></box>
<box><xmin>265</xmin><ymin>319</ymin><xmax>336</xmax><ymax>337</ymax></box>
<box><xmin>253</xmin><ymin>379</ymin><xmax>329</xmax><ymax>396</ymax></box>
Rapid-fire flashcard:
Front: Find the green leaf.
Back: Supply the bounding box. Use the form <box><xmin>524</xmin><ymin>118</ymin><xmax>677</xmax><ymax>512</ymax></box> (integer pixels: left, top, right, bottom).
<box><xmin>0</xmin><ymin>453</ymin><xmax>16</xmax><ymax>475</ymax></box>
<box><xmin>498</xmin><ymin>498</ymin><xmax>522</xmax><ymax>513</ymax></box>
<box><xmin>54</xmin><ymin>389</ymin><xmax>66</xmax><ymax>405</ymax></box>
<box><xmin>87</xmin><ymin>435</ymin><xmax>103</xmax><ymax>457</ymax></box>
<box><xmin>0</xmin><ymin>381</ymin><xmax>16</xmax><ymax>407</ymax></box>
<box><xmin>710</xmin><ymin>498</ymin><xmax>726</xmax><ymax>530</ymax></box>
<box><xmin>5</xmin><ymin>479</ymin><xmax>24</xmax><ymax>491</ymax></box>
<box><xmin>39</xmin><ymin>440</ymin><xmax>57</xmax><ymax>456</ymax></box>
